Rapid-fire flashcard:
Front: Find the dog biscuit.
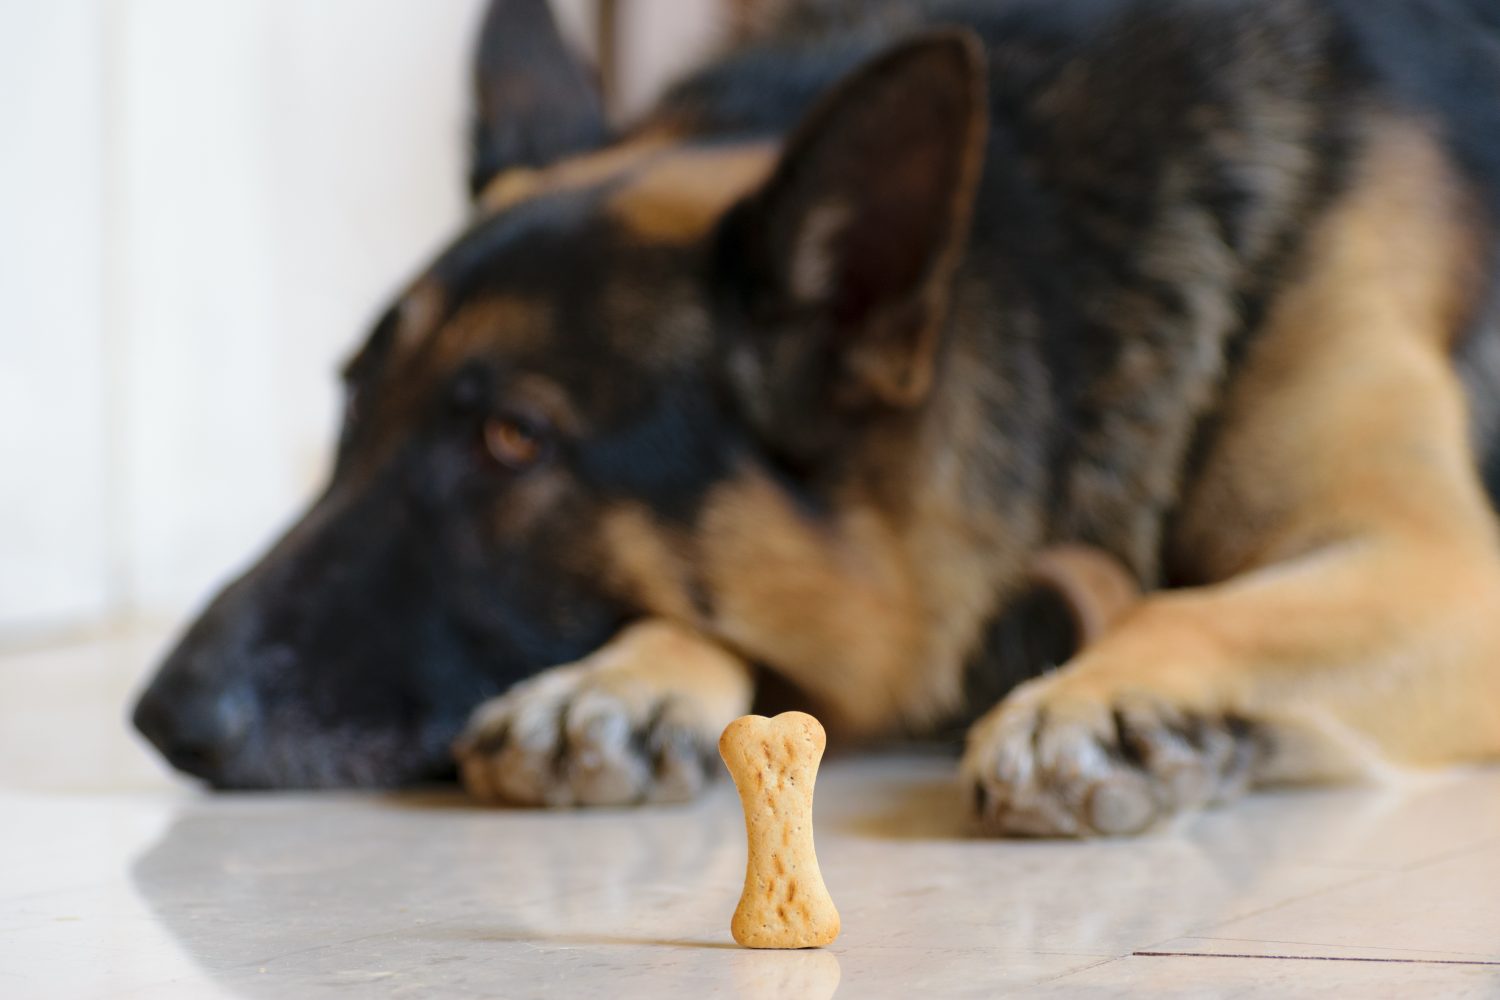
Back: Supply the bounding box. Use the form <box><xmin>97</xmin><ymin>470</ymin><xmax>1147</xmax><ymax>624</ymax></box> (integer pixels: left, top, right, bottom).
<box><xmin>719</xmin><ymin>711</ymin><xmax>840</xmax><ymax>949</ymax></box>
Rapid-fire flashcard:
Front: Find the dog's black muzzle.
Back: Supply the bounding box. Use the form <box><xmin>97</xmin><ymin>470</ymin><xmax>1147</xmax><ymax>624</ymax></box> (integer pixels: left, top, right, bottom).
<box><xmin>129</xmin><ymin>477</ymin><xmax>510</xmax><ymax>790</ymax></box>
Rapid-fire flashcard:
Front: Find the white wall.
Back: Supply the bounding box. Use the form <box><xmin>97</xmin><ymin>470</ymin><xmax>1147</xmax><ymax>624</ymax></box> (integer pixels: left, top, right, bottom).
<box><xmin>111</xmin><ymin>0</ymin><xmax>491</xmax><ymax>620</ymax></box>
<box><xmin>0</xmin><ymin>0</ymin><xmax>111</xmax><ymax>635</ymax></box>
<box><xmin>0</xmin><ymin>1</ymin><xmax>723</xmax><ymax>643</ymax></box>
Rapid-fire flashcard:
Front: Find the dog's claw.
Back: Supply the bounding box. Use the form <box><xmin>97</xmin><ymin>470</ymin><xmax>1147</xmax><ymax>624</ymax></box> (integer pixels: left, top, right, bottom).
<box><xmin>963</xmin><ymin>674</ymin><xmax>1262</xmax><ymax>837</ymax></box>
<box><xmin>454</xmin><ymin>667</ymin><xmax>718</xmax><ymax>808</ymax></box>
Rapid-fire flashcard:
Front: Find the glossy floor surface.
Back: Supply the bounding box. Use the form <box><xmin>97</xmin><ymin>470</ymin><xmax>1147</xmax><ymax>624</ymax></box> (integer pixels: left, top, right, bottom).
<box><xmin>3</xmin><ymin>627</ymin><xmax>1500</xmax><ymax>998</ymax></box>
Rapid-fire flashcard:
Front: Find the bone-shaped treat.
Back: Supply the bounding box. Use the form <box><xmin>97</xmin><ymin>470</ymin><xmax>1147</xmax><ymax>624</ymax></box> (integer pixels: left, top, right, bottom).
<box><xmin>719</xmin><ymin>711</ymin><xmax>841</xmax><ymax>949</ymax></box>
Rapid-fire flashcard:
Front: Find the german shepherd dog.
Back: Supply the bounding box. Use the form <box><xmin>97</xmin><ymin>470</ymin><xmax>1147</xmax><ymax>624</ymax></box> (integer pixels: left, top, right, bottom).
<box><xmin>133</xmin><ymin>0</ymin><xmax>1500</xmax><ymax>836</ymax></box>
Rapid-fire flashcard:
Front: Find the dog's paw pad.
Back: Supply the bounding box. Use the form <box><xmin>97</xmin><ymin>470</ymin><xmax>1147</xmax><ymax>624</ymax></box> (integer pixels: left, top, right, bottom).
<box><xmin>454</xmin><ymin>668</ymin><xmax>717</xmax><ymax>808</ymax></box>
<box><xmin>963</xmin><ymin>677</ymin><xmax>1261</xmax><ymax>837</ymax></box>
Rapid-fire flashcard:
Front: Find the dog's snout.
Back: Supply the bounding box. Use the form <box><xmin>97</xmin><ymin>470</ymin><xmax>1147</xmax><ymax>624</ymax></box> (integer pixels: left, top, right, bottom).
<box><xmin>132</xmin><ymin>671</ymin><xmax>252</xmax><ymax>785</ymax></box>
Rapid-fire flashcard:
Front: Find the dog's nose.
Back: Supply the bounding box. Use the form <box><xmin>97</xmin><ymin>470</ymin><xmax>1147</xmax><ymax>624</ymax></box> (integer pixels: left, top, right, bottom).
<box><xmin>132</xmin><ymin>675</ymin><xmax>251</xmax><ymax>784</ymax></box>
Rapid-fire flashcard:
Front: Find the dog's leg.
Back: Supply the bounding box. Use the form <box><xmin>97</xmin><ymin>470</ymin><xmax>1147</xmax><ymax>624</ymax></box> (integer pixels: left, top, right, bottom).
<box><xmin>455</xmin><ymin>620</ymin><xmax>753</xmax><ymax>806</ymax></box>
<box><xmin>965</xmin><ymin>119</ymin><xmax>1500</xmax><ymax>836</ymax></box>
<box><xmin>965</xmin><ymin>537</ymin><xmax>1500</xmax><ymax>836</ymax></box>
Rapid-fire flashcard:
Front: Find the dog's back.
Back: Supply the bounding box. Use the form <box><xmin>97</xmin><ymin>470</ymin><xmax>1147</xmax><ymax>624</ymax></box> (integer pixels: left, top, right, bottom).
<box><xmin>647</xmin><ymin>0</ymin><xmax>1500</xmax><ymax>583</ymax></box>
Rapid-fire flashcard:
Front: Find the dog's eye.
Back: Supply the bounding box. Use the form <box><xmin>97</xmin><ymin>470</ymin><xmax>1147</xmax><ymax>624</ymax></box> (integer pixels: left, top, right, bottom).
<box><xmin>483</xmin><ymin>413</ymin><xmax>548</xmax><ymax>471</ymax></box>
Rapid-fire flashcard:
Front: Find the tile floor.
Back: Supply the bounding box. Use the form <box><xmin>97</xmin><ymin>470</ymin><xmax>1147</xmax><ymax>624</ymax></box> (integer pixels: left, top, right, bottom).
<box><xmin>2</xmin><ymin>626</ymin><xmax>1499</xmax><ymax>998</ymax></box>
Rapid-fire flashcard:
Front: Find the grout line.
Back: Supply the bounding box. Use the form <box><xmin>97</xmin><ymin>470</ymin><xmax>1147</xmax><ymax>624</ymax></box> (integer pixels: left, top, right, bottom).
<box><xmin>1001</xmin><ymin>956</ymin><xmax>1125</xmax><ymax>997</ymax></box>
<box><xmin>1134</xmin><ymin>951</ymin><xmax>1500</xmax><ymax>967</ymax></box>
<box><xmin>1157</xmin><ymin>868</ymin><xmax>1379</xmax><ymax>945</ymax></box>
<box><xmin>1394</xmin><ymin>831</ymin><xmax>1500</xmax><ymax>873</ymax></box>
<box><xmin>1185</xmin><ymin>934</ymin><xmax>1495</xmax><ymax>960</ymax></box>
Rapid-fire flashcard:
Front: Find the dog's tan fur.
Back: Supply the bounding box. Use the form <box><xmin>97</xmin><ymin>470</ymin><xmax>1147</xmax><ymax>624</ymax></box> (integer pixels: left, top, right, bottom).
<box><xmin>476</xmin><ymin>127</ymin><xmax>681</xmax><ymax>214</ymax></box>
<box><xmin>458</xmin><ymin>619</ymin><xmax>754</xmax><ymax>806</ymax></box>
<box><xmin>606</xmin><ymin>143</ymin><xmax>779</xmax><ymax>244</ymax></box>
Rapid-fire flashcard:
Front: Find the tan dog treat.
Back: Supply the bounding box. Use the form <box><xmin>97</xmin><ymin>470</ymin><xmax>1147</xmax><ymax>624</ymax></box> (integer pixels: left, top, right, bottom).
<box><xmin>719</xmin><ymin>711</ymin><xmax>841</xmax><ymax>949</ymax></box>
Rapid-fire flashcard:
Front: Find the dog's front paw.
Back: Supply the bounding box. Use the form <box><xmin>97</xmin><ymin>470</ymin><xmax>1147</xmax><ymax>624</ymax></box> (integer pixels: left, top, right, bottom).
<box><xmin>961</xmin><ymin>669</ymin><xmax>1262</xmax><ymax>837</ymax></box>
<box><xmin>453</xmin><ymin>664</ymin><xmax>722</xmax><ymax>808</ymax></box>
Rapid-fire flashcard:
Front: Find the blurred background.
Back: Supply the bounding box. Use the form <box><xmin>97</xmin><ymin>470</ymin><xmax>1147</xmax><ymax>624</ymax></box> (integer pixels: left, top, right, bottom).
<box><xmin>0</xmin><ymin>1</ymin><xmax>739</xmax><ymax>646</ymax></box>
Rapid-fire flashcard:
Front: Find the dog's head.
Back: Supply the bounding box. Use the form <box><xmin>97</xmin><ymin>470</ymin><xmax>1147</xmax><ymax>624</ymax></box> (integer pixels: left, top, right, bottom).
<box><xmin>132</xmin><ymin>0</ymin><xmax>990</xmax><ymax>788</ymax></box>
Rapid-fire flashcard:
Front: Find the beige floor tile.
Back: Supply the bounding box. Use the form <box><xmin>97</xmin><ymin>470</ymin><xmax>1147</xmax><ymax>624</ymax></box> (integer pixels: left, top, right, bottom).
<box><xmin>0</xmin><ymin>624</ymin><xmax>178</xmax><ymax>793</ymax></box>
<box><xmin>1182</xmin><ymin>773</ymin><xmax>1500</xmax><ymax>872</ymax></box>
<box><xmin>1156</xmin><ymin>839</ymin><xmax>1500</xmax><ymax>964</ymax></box>
<box><xmin>1022</xmin><ymin>954</ymin><xmax>1500</xmax><ymax>999</ymax></box>
<box><xmin>5</xmin><ymin>626</ymin><xmax>1500</xmax><ymax>998</ymax></box>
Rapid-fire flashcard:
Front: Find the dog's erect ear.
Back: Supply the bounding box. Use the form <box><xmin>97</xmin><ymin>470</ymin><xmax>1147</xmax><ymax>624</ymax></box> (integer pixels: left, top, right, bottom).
<box><xmin>718</xmin><ymin>32</ymin><xmax>988</xmax><ymax>416</ymax></box>
<box><xmin>469</xmin><ymin>0</ymin><xmax>607</xmax><ymax>199</ymax></box>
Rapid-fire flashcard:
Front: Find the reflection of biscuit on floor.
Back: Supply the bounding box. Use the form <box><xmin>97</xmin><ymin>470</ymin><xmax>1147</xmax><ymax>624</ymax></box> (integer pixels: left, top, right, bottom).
<box><xmin>719</xmin><ymin>712</ymin><xmax>841</xmax><ymax>949</ymax></box>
